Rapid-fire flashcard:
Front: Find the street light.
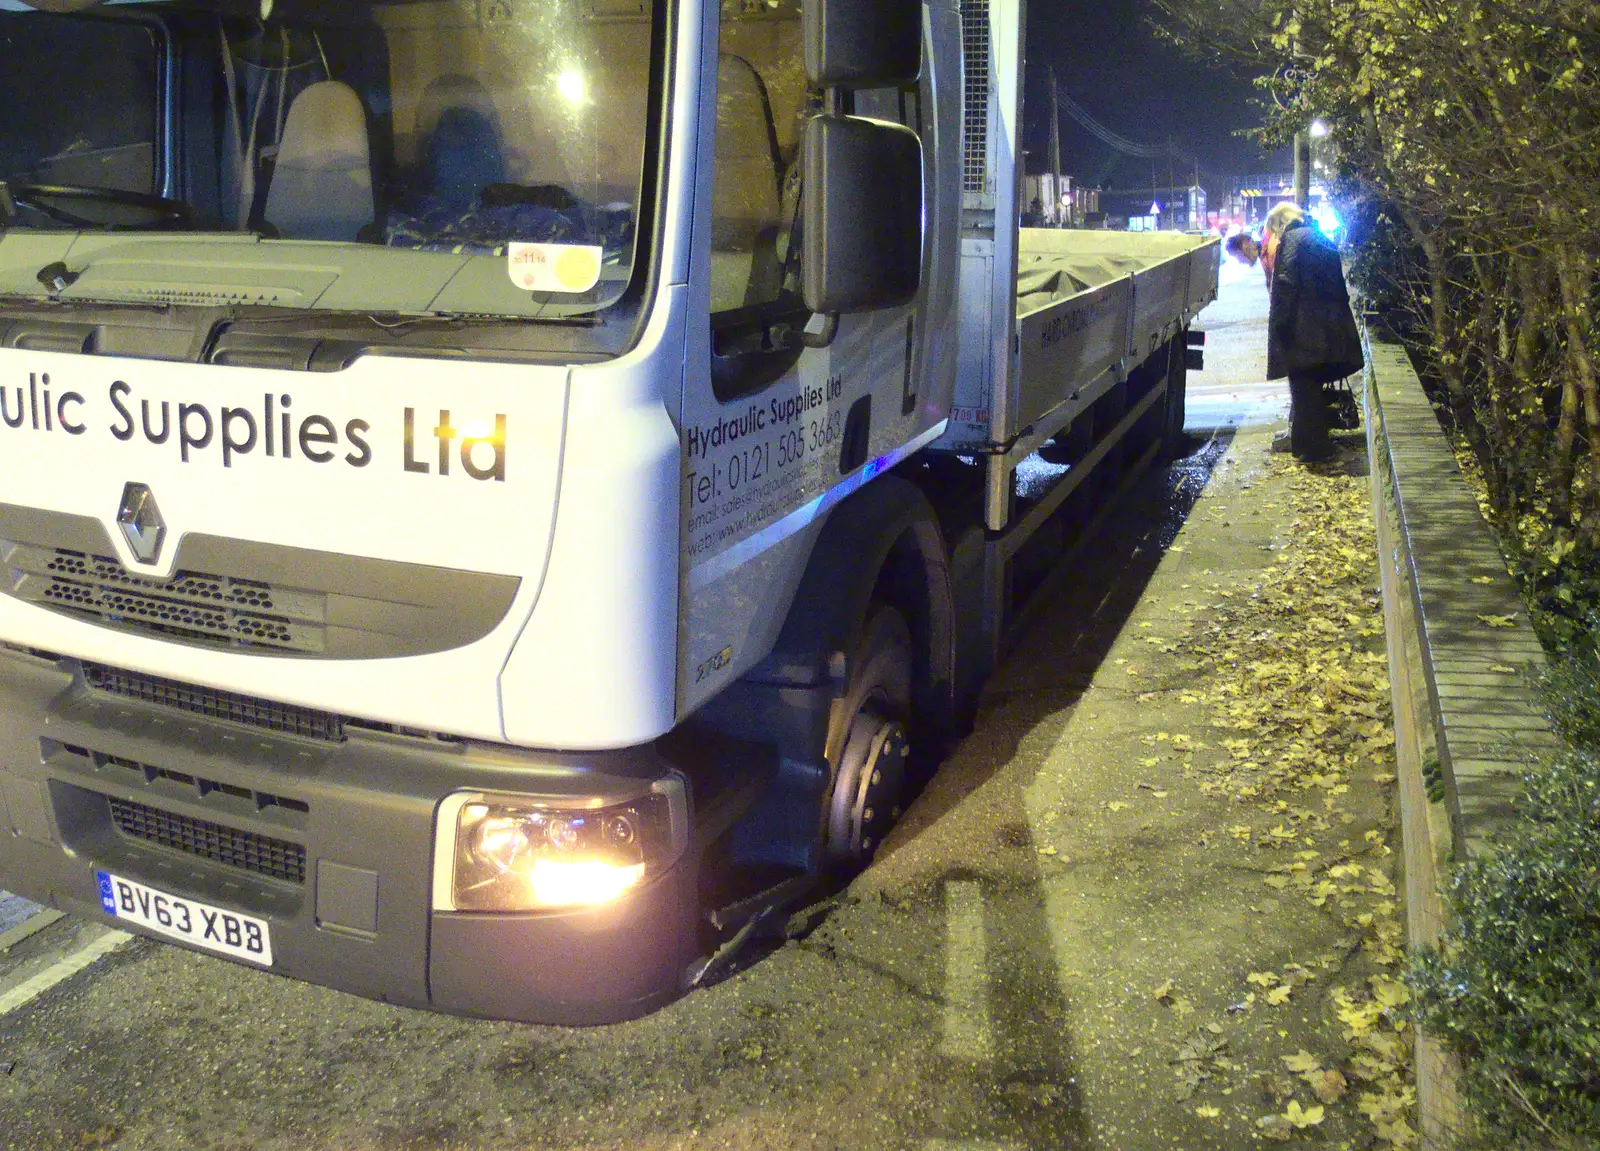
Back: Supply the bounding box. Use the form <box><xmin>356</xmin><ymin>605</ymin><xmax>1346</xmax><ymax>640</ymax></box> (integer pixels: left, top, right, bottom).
<box><xmin>1309</xmin><ymin>118</ymin><xmax>1330</xmax><ymax>138</ymax></box>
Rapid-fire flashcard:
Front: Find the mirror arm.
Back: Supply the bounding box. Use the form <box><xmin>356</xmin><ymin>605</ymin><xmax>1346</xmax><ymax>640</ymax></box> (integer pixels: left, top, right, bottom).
<box><xmin>796</xmin><ymin>312</ymin><xmax>839</xmax><ymax>349</ymax></box>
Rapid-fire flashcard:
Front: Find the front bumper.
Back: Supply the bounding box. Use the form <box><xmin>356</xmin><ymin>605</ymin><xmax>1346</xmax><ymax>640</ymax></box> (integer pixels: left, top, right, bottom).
<box><xmin>0</xmin><ymin>647</ymin><xmax>698</xmax><ymax>1025</ymax></box>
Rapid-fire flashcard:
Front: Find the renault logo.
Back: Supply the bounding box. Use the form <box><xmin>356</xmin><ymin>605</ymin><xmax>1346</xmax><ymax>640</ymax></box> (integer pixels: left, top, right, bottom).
<box><xmin>116</xmin><ymin>483</ymin><xmax>166</xmax><ymax>565</ymax></box>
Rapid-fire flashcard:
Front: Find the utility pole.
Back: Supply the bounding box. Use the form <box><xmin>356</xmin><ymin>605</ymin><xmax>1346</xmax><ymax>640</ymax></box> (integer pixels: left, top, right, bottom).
<box><xmin>1293</xmin><ymin>131</ymin><xmax>1311</xmax><ymax>207</ymax></box>
<box><xmin>1290</xmin><ymin>4</ymin><xmax>1310</xmax><ymax>207</ymax></box>
<box><xmin>1167</xmin><ymin>138</ymin><xmax>1175</xmax><ymax>229</ymax></box>
<box><xmin>1047</xmin><ymin>66</ymin><xmax>1062</xmax><ymax>225</ymax></box>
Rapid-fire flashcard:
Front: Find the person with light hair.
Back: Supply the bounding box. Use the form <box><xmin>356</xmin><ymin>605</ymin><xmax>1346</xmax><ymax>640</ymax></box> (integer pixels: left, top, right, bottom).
<box><xmin>1225</xmin><ymin>202</ymin><xmax>1303</xmax><ymax>287</ymax></box>
<box><xmin>1260</xmin><ymin>202</ymin><xmax>1303</xmax><ymax>283</ymax></box>
<box><xmin>1264</xmin><ymin>202</ymin><xmax>1363</xmax><ymax>460</ymax></box>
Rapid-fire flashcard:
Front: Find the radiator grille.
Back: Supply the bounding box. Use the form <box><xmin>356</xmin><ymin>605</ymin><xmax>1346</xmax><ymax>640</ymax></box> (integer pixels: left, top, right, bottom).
<box><xmin>83</xmin><ymin>663</ymin><xmax>345</xmax><ymax>742</ymax></box>
<box><xmin>961</xmin><ymin>0</ymin><xmax>991</xmax><ymax>196</ymax></box>
<box><xmin>109</xmin><ymin>796</ymin><xmax>306</xmax><ymax>884</ymax></box>
<box><xmin>4</xmin><ymin>545</ymin><xmax>325</xmax><ymax>653</ymax></box>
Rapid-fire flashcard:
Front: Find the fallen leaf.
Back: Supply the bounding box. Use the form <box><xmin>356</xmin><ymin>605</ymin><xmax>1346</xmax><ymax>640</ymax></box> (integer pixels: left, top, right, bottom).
<box><xmin>1470</xmin><ymin>575</ymin><xmax>1494</xmax><ymax>584</ymax></box>
<box><xmin>1285</xmin><ymin>1100</ymin><xmax>1325</xmax><ymax>1127</ymax></box>
<box><xmin>1348</xmin><ymin>1053</ymin><xmax>1391</xmax><ymax>1081</ymax></box>
<box><xmin>1281</xmin><ymin>1050</ymin><xmax>1319</xmax><ymax>1074</ymax></box>
<box><xmin>1152</xmin><ymin>980</ymin><xmax>1175</xmax><ymax>1002</ymax></box>
<box><xmin>1488</xmin><ymin>664</ymin><xmax>1515</xmax><ymax>674</ymax></box>
<box><xmin>1106</xmin><ymin>801</ymin><xmax>1130</xmax><ymax>812</ymax></box>
<box><xmin>1265</xmin><ymin>985</ymin><xmax>1292</xmax><ymax>1005</ymax></box>
<box><xmin>1371</xmin><ymin>977</ymin><xmax>1411</xmax><ymax>1009</ymax></box>
<box><xmin>1376</xmin><ymin>1116</ymin><xmax>1419</xmax><ymax>1146</ymax></box>
<box><xmin>1173</xmin><ymin>1029</ymin><xmax>1228</xmax><ymax>1063</ymax></box>
<box><xmin>1476</xmin><ymin>612</ymin><xmax>1517</xmax><ymax>628</ymax></box>
<box><xmin>1310</xmin><ymin>1068</ymin><xmax>1348</xmax><ymax>1104</ymax></box>
<box><xmin>1358</xmin><ymin>1090</ymin><xmax>1411</xmax><ymax>1124</ymax></box>
<box><xmin>1247</xmin><ymin>972</ymin><xmax>1280</xmax><ymax>987</ymax></box>
<box><xmin>1195</xmin><ymin>1104</ymin><xmax>1220</xmax><ymax>1118</ymax></box>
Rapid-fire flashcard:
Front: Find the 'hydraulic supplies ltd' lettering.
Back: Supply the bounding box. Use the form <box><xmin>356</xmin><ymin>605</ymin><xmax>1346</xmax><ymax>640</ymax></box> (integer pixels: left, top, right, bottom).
<box><xmin>686</xmin><ymin>375</ymin><xmax>844</xmax><ymax>460</ymax></box>
<box><xmin>0</xmin><ymin>374</ymin><xmax>506</xmax><ymax>481</ymax></box>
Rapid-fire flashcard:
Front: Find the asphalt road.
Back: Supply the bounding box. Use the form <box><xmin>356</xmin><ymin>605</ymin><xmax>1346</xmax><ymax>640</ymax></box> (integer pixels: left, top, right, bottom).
<box><xmin>1</xmin><ymin>264</ymin><xmax>1375</xmax><ymax>1151</ymax></box>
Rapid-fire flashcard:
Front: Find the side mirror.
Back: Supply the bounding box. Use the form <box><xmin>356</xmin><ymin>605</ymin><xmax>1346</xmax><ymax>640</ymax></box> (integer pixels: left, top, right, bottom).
<box><xmin>804</xmin><ymin>0</ymin><xmax>922</xmax><ymax>90</ymax></box>
<box><xmin>802</xmin><ymin>114</ymin><xmax>923</xmax><ymax>315</ymax></box>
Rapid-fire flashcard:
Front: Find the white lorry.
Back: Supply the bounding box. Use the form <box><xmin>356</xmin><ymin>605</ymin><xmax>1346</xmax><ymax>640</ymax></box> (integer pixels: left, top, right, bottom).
<box><xmin>0</xmin><ymin>0</ymin><xmax>1216</xmax><ymax>1022</ymax></box>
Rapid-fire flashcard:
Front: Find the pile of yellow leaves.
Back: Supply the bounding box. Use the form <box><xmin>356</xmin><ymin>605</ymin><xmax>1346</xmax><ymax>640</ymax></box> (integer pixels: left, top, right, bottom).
<box><xmin>1167</xmin><ymin>456</ymin><xmax>1418</xmax><ymax>1145</ymax></box>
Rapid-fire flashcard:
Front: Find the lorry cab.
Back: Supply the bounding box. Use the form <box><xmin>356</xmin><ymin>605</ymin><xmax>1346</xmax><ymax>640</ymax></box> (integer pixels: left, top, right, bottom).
<box><xmin>0</xmin><ymin>0</ymin><xmax>963</xmax><ymax>1023</ymax></box>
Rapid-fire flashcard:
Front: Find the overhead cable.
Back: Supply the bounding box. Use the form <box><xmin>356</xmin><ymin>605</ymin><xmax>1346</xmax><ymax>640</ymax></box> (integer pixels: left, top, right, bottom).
<box><xmin>1054</xmin><ymin>86</ymin><xmax>1196</xmax><ymax>165</ymax></box>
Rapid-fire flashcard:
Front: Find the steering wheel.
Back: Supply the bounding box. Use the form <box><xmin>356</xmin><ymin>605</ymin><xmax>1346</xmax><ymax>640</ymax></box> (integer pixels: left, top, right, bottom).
<box><xmin>6</xmin><ymin>184</ymin><xmax>193</xmax><ymax>231</ymax></box>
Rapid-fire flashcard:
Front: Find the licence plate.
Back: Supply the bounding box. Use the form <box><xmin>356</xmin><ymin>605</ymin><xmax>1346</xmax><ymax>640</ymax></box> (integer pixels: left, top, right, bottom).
<box><xmin>97</xmin><ymin>871</ymin><xmax>273</xmax><ymax>966</ymax></box>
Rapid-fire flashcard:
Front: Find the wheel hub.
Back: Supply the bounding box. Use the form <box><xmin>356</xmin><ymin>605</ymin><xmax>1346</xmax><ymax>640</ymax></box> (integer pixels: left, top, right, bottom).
<box><xmin>826</xmin><ymin>709</ymin><xmax>910</xmax><ymax>865</ymax></box>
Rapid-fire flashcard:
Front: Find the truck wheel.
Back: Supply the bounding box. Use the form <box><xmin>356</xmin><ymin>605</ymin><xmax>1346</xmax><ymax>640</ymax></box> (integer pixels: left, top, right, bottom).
<box><xmin>823</xmin><ymin>604</ymin><xmax>913</xmax><ymax>868</ymax></box>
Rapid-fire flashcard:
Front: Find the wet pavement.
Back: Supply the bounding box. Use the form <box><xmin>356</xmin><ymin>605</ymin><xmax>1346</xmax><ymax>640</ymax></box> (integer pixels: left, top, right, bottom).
<box><xmin>0</xmin><ymin>264</ymin><xmax>1407</xmax><ymax>1150</ymax></box>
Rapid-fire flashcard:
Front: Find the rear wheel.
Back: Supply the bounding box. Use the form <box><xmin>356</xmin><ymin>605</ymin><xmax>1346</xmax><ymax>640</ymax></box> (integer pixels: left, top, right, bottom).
<box><xmin>822</xmin><ymin>605</ymin><xmax>913</xmax><ymax>868</ymax></box>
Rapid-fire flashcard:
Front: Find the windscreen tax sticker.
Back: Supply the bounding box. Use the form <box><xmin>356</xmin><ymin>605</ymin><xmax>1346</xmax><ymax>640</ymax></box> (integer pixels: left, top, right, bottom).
<box><xmin>507</xmin><ymin>242</ymin><xmax>603</xmax><ymax>293</ymax></box>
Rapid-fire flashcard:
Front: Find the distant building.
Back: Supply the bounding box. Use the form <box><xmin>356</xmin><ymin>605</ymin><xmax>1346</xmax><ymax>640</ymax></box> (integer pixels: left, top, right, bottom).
<box><xmin>1096</xmin><ymin>184</ymin><xmax>1207</xmax><ymax>231</ymax></box>
<box><xmin>1223</xmin><ymin>173</ymin><xmax>1335</xmax><ymax>230</ymax></box>
<box><xmin>1021</xmin><ymin>174</ymin><xmax>1100</xmax><ymax>227</ymax></box>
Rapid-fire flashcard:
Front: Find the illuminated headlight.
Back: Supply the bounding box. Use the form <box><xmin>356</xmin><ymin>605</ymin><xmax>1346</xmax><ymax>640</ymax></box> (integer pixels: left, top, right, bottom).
<box><xmin>435</xmin><ymin>790</ymin><xmax>679</xmax><ymax>912</ymax></box>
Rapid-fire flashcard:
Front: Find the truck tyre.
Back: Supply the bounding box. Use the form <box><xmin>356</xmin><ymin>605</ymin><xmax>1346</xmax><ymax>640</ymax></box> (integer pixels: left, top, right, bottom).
<box><xmin>822</xmin><ymin>604</ymin><xmax>913</xmax><ymax>868</ymax></box>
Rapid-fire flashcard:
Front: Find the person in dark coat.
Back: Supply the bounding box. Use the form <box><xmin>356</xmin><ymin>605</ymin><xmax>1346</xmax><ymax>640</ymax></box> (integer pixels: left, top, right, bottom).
<box><xmin>1263</xmin><ymin>204</ymin><xmax>1364</xmax><ymax>460</ymax></box>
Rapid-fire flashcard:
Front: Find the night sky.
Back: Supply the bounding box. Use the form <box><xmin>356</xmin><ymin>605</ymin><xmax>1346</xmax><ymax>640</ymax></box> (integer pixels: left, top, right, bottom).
<box><xmin>1022</xmin><ymin>0</ymin><xmax>1286</xmax><ymax>196</ymax></box>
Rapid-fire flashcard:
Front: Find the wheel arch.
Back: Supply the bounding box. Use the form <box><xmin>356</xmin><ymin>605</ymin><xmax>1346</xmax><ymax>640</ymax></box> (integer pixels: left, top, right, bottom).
<box><xmin>755</xmin><ymin>474</ymin><xmax>956</xmax><ymax>728</ymax></box>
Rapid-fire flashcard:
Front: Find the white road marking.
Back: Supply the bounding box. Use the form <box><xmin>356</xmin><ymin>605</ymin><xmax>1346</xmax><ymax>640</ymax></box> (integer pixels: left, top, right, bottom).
<box><xmin>938</xmin><ymin>879</ymin><xmax>994</xmax><ymax>1062</ymax></box>
<box><xmin>0</xmin><ymin>929</ymin><xmax>131</xmax><ymax>1017</ymax></box>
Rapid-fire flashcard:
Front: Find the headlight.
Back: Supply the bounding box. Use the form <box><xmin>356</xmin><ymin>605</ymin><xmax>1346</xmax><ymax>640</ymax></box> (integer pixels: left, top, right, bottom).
<box><xmin>439</xmin><ymin>792</ymin><xmax>676</xmax><ymax>911</ymax></box>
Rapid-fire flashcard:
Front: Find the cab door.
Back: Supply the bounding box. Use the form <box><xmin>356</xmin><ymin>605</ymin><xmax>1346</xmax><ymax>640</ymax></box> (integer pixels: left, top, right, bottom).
<box><xmin>677</xmin><ymin>0</ymin><xmax>948</xmax><ymax>715</ymax></box>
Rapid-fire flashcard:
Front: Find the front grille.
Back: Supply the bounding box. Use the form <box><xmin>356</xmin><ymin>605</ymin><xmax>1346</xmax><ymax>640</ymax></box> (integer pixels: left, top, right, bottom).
<box><xmin>109</xmin><ymin>796</ymin><xmax>306</xmax><ymax>884</ymax></box>
<box><xmin>961</xmin><ymin>0</ymin><xmax>992</xmax><ymax>196</ymax></box>
<box><xmin>83</xmin><ymin>663</ymin><xmax>345</xmax><ymax>742</ymax></box>
<box><xmin>3</xmin><ymin>544</ymin><xmax>325</xmax><ymax>653</ymax></box>
<box><xmin>58</xmin><ymin>742</ymin><xmax>311</xmax><ymax>818</ymax></box>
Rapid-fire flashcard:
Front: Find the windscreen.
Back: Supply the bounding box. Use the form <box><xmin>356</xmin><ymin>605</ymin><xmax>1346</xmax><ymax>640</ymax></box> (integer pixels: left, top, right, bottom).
<box><xmin>0</xmin><ymin>0</ymin><xmax>656</xmax><ymax>319</ymax></box>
